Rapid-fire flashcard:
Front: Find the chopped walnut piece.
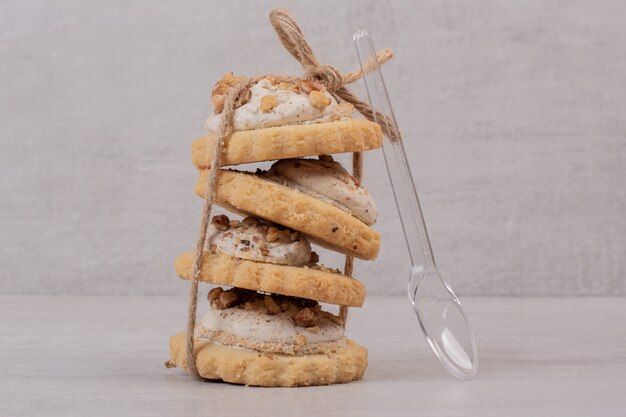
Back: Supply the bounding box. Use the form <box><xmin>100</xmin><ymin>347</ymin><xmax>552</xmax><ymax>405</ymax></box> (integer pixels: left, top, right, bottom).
<box><xmin>219</xmin><ymin>290</ymin><xmax>239</xmax><ymax>308</ymax></box>
<box><xmin>211</xmin><ymin>72</ymin><xmax>246</xmax><ymax>114</ymax></box>
<box><xmin>207</xmin><ymin>287</ymin><xmax>223</xmax><ymax>302</ymax></box>
<box><xmin>211</xmin><ymin>81</ymin><xmax>229</xmax><ymax>98</ymax></box>
<box><xmin>260</xmin><ymin>95</ymin><xmax>279</xmax><ymax>112</ymax></box>
<box><xmin>264</xmin><ymin>295</ymin><xmax>281</xmax><ymax>315</ymax></box>
<box><xmin>229</xmin><ymin>220</ymin><xmax>241</xmax><ymax>228</ymax></box>
<box><xmin>318</xmin><ymin>154</ymin><xmax>334</xmax><ymax>162</ymax></box>
<box><xmin>297</xmin><ymin>79</ymin><xmax>324</xmax><ymax>93</ymax></box>
<box><xmin>260</xmin><ymin>248</ymin><xmax>270</xmax><ymax>256</ymax></box>
<box><xmin>222</xmin><ymin>72</ymin><xmax>245</xmax><ymax>86</ymax></box>
<box><xmin>211</xmin><ymin>297</ymin><xmax>225</xmax><ymax>310</ymax></box>
<box><xmin>309</xmin><ymin>90</ymin><xmax>332</xmax><ymax>109</ymax></box>
<box><xmin>309</xmin><ymin>251</ymin><xmax>320</xmax><ymax>264</ymax></box>
<box><xmin>293</xmin><ymin>307</ymin><xmax>317</xmax><ymax>327</ymax></box>
<box><xmin>278</xmin><ymin>82</ymin><xmax>291</xmax><ymax>90</ymax></box>
<box><xmin>242</xmin><ymin>216</ymin><xmax>259</xmax><ymax>227</ymax></box>
<box><xmin>267</xmin><ymin>229</ymin><xmax>289</xmax><ymax>243</ymax></box>
<box><xmin>211</xmin><ymin>94</ymin><xmax>226</xmax><ymax>114</ymax></box>
<box><xmin>211</xmin><ymin>214</ymin><xmax>230</xmax><ymax>231</ymax></box>
<box><xmin>266</xmin><ymin>226</ymin><xmax>279</xmax><ymax>242</ymax></box>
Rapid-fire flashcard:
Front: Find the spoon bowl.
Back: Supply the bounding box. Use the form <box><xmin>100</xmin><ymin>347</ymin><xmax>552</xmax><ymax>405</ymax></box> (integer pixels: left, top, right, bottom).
<box><xmin>410</xmin><ymin>265</ymin><xmax>477</xmax><ymax>379</ymax></box>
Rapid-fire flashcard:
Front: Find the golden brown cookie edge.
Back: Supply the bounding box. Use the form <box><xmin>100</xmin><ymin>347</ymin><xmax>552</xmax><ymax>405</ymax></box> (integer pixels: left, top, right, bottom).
<box><xmin>174</xmin><ymin>251</ymin><xmax>366</xmax><ymax>307</ymax></box>
<box><xmin>168</xmin><ymin>331</ymin><xmax>368</xmax><ymax>387</ymax></box>
<box><xmin>195</xmin><ymin>170</ymin><xmax>381</xmax><ymax>260</ymax></box>
<box><xmin>192</xmin><ymin>119</ymin><xmax>382</xmax><ymax>168</ymax></box>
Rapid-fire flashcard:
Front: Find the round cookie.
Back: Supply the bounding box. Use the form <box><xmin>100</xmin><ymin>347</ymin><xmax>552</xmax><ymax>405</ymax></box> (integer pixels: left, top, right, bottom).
<box><xmin>167</xmin><ymin>331</ymin><xmax>368</xmax><ymax>387</ymax></box>
<box><xmin>174</xmin><ymin>251</ymin><xmax>366</xmax><ymax>307</ymax></box>
<box><xmin>192</xmin><ymin>119</ymin><xmax>382</xmax><ymax>169</ymax></box>
<box><xmin>195</xmin><ymin>170</ymin><xmax>381</xmax><ymax>260</ymax></box>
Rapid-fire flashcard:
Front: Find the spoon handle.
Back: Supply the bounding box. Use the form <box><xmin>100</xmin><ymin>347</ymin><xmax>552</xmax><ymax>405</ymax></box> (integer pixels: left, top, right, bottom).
<box><xmin>353</xmin><ymin>29</ymin><xmax>434</xmax><ymax>275</ymax></box>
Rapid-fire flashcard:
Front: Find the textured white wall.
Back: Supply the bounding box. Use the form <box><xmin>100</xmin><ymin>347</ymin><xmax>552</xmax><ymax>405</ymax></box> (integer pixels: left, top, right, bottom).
<box><xmin>1</xmin><ymin>0</ymin><xmax>625</xmax><ymax>296</ymax></box>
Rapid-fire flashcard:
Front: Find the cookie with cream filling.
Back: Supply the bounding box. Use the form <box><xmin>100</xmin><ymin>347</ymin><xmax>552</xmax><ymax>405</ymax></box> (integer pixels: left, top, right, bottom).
<box><xmin>266</xmin><ymin>156</ymin><xmax>378</xmax><ymax>225</ymax></box>
<box><xmin>206</xmin><ymin>214</ymin><xmax>314</xmax><ymax>267</ymax></box>
<box><xmin>174</xmin><ymin>250</ymin><xmax>365</xmax><ymax>307</ymax></box>
<box><xmin>191</xmin><ymin>74</ymin><xmax>382</xmax><ymax>169</ymax></box>
<box><xmin>198</xmin><ymin>287</ymin><xmax>346</xmax><ymax>356</ymax></box>
<box><xmin>167</xmin><ymin>331</ymin><xmax>367</xmax><ymax>387</ymax></box>
<box><xmin>195</xmin><ymin>169</ymin><xmax>380</xmax><ymax>260</ymax></box>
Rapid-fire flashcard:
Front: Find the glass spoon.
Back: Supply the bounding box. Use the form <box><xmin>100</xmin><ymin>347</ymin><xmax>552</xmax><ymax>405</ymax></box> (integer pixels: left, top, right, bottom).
<box><xmin>353</xmin><ymin>29</ymin><xmax>478</xmax><ymax>380</ymax></box>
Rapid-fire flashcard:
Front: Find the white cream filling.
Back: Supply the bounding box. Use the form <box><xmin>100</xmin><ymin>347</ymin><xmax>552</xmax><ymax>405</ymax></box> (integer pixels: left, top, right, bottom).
<box><xmin>269</xmin><ymin>159</ymin><xmax>378</xmax><ymax>225</ymax></box>
<box><xmin>200</xmin><ymin>307</ymin><xmax>344</xmax><ymax>345</ymax></box>
<box><xmin>204</xmin><ymin>223</ymin><xmax>312</xmax><ymax>267</ymax></box>
<box><xmin>205</xmin><ymin>78</ymin><xmax>338</xmax><ymax>133</ymax></box>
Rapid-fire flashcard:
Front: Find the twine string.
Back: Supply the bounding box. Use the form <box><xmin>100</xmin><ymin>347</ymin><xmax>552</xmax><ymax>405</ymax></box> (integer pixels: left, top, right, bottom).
<box><xmin>185</xmin><ymin>80</ymin><xmax>248</xmax><ymax>378</ymax></box>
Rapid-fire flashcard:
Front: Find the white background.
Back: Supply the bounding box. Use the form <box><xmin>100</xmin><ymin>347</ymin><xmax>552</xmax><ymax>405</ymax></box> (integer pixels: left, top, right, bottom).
<box><xmin>1</xmin><ymin>0</ymin><xmax>624</xmax><ymax>296</ymax></box>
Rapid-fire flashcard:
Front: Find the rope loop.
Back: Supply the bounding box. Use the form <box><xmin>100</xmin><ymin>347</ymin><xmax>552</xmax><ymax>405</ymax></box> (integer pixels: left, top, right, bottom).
<box><xmin>304</xmin><ymin>64</ymin><xmax>344</xmax><ymax>92</ymax></box>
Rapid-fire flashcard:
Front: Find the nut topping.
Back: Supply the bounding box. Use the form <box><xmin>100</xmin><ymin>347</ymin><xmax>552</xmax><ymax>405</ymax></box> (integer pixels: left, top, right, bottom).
<box><xmin>211</xmin><ymin>94</ymin><xmax>226</xmax><ymax>114</ymax></box>
<box><xmin>292</xmin><ymin>307</ymin><xmax>317</xmax><ymax>327</ymax></box>
<box><xmin>278</xmin><ymin>82</ymin><xmax>292</xmax><ymax>90</ymax></box>
<box><xmin>264</xmin><ymin>295</ymin><xmax>281</xmax><ymax>315</ymax></box>
<box><xmin>211</xmin><ymin>214</ymin><xmax>230</xmax><ymax>231</ymax></box>
<box><xmin>207</xmin><ymin>288</ymin><xmax>337</xmax><ymax>329</ymax></box>
<box><xmin>309</xmin><ymin>90</ymin><xmax>331</xmax><ymax>109</ymax></box>
<box><xmin>221</xmin><ymin>72</ymin><xmax>244</xmax><ymax>86</ymax></box>
<box><xmin>296</xmin><ymin>79</ymin><xmax>324</xmax><ymax>93</ymax></box>
<box><xmin>309</xmin><ymin>251</ymin><xmax>320</xmax><ymax>264</ymax></box>
<box><xmin>210</xmin><ymin>72</ymin><xmax>247</xmax><ymax>114</ymax></box>
<box><xmin>207</xmin><ymin>287</ymin><xmax>223</xmax><ymax>302</ymax></box>
<box><xmin>219</xmin><ymin>290</ymin><xmax>239</xmax><ymax>308</ymax></box>
<box><xmin>260</xmin><ymin>95</ymin><xmax>279</xmax><ymax>112</ymax></box>
<box><xmin>242</xmin><ymin>216</ymin><xmax>259</xmax><ymax>227</ymax></box>
<box><xmin>266</xmin><ymin>226</ymin><xmax>279</xmax><ymax>243</ymax></box>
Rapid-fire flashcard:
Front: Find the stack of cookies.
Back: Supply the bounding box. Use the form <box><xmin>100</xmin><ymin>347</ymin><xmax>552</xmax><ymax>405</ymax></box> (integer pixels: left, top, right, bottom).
<box><xmin>167</xmin><ymin>73</ymin><xmax>383</xmax><ymax>387</ymax></box>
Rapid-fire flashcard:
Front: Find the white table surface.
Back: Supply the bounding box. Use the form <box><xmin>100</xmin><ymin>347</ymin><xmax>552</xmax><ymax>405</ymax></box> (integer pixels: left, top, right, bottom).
<box><xmin>1</xmin><ymin>295</ymin><xmax>624</xmax><ymax>417</ymax></box>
